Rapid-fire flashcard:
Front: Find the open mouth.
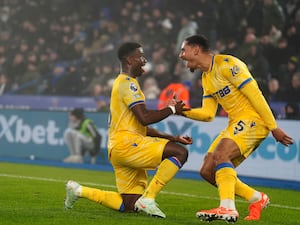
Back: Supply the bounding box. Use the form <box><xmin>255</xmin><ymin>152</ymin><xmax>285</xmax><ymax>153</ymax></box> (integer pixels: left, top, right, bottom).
<box><xmin>184</xmin><ymin>61</ymin><xmax>191</xmax><ymax>69</ymax></box>
<box><xmin>184</xmin><ymin>61</ymin><xmax>195</xmax><ymax>72</ymax></box>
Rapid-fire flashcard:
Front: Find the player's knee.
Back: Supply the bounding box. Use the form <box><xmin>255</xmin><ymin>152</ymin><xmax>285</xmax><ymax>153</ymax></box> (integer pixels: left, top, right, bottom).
<box><xmin>199</xmin><ymin>167</ymin><xmax>215</xmax><ymax>185</ymax></box>
<box><xmin>199</xmin><ymin>166</ymin><xmax>209</xmax><ymax>180</ymax></box>
<box><xmin>212</xmin><ymin>151</ymin><xmax>229</xmax><ymax>165</ymax></box>
<box><xmin>177</xmin><ymin>147</ymin><xmax>188</xmax><ymax>165</ymax></box>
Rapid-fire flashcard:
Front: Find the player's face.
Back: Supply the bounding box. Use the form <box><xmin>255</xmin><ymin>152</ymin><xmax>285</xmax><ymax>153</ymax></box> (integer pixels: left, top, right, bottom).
<box><xmin>131</xmin><ymin>47</ymin><xmax>147</xmax><ymax>77</ymax></box>
<box><xmin>179</xmin><ymin>41</ymin><xmax>199</xmax><ymax>72</ymax></box>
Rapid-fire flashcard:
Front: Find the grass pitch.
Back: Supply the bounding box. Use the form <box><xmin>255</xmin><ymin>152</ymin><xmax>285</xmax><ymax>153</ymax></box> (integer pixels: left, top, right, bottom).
<box><xmin>0</xmin><ymin>162</ymin><xmax>299</xmax><ymax>225</ymax></box>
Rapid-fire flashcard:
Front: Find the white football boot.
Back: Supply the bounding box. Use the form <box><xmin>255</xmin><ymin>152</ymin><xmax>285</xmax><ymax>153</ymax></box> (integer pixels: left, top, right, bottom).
<box><xmin>134</xmin><ymin>197</ymin><xmax>166</xmax><ymax>218</ymax></box>
<box><xmin>64</xmin><ymin>180</ymin><xmax>81</xmax><ymax>209</ymax></box>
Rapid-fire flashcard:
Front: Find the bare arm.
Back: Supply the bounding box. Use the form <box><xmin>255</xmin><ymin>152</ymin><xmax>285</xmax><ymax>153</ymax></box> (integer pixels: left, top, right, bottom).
<box><xmin>131</xmin><ymin>100</ymin><xmax>185</xmax><ymax>126</ymax></box>
<box><xmin>147</xmin><ymin>127</ymin><xmax>193</xmax><ymax>145</ymax></box>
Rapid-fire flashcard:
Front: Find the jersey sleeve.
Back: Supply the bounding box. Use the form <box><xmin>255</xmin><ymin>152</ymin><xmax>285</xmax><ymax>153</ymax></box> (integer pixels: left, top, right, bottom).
<box><xmin>120</xmin><ymin>79</ymin><xmax>145</xmax><ymax>108</ymax></box>
<box><xmin>240</xmin><ymin>81</ymin><xmax>277</xmax><ymax>130</ymax></box>
<box><xmin>183</xmin><ymin>95</ymin><xmax>218</xmax><ymax>122</ymax></box>
<box><xmin>222</xmin><ymin>57</ymin><xmax>277</xmax><ymax>130</ymax></box>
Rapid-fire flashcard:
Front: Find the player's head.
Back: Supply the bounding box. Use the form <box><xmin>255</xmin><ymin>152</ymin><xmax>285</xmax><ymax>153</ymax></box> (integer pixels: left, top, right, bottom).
<box><xmin>179</xmin><ymin>34</ymin><xmax>210</xmax><ymax>72</ymax></box>
<box><xmin>118</xmin><ymin>42</ymin><xmax>142</xmax><ymax>61</ymax></box>
<box><xmin>184</xmin><ymin>35</ymin><xmax>210</xmax><ymax>52</ymax></box>
<box><xmin>117</xmin><ymin>42</ymin><xmax>147</xmax><ymax>77</ymax></box>
<box><xmin>70</xmin><ymin>108</ymin><xmax>85</xmax><ymax>120</ymax></box>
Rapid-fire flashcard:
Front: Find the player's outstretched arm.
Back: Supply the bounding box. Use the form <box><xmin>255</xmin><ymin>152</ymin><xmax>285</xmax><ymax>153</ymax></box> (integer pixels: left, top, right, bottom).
<box><xmin>181</xmin><ymin>97</ymin><xmax>218</xmax><ymax>122</ymax></box>
<box><xmin>131</xmin><ymin>101</ymin><xmax>185</xmax><ymax>126</ymax></box>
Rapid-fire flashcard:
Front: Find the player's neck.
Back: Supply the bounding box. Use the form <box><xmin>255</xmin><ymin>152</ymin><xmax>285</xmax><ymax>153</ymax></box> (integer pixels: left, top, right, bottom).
<box><xmin>201</xmin><ymin>53</ymin><xmax>214</xmax><ymax>72</ymax></box>
<box><xmin>120</xmin><ymin>70</ymin><xmax>134</xmax><ymax>78</ymax></box>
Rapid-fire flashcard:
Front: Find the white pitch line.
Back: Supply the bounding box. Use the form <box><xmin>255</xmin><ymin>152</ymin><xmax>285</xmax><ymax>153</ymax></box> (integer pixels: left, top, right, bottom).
<box><xmin>1</xmin><ymin>173</ymin><xmax>300</xmax><ymax>211</ymax></box>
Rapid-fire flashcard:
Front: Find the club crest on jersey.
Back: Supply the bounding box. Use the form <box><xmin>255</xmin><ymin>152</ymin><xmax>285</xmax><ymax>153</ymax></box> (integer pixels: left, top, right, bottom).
<box><xmin>230</xmin><ymin>65</ymin><xmax>240</xmax><ymax>76</ymax></box>
<box><xmin>130</xmin><ymin>83</ymin><xmax>138</xmax><ymax>92</ymax></box>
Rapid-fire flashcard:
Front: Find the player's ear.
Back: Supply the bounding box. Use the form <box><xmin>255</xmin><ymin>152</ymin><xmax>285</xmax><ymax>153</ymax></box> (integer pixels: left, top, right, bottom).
<box><xmin>194</xmin><ymin>46</ymin><xmax>200</xmax><ymax>55</ymax></box>
<box><xmin>125</xmin><ymin>55</ymin><xmax>133</xmax><ymax>65</ymax></box>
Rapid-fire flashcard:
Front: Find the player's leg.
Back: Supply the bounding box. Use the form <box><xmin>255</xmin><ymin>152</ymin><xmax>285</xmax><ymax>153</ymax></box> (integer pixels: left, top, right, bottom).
<box><xmin>134</xmin><ymin>137</ymin><xmax>188</xmax><ymax>218</ymax></box>
<box><xmin>199</xmin><ymin>134</ymin><xmax>225</xmax><ymax>186</ymax></box>
<box><xmin>196</xmin><ymin>138</ymin><xmax>240</xmax><ymax>223</ymax></box>
<box><xmin>109</xmin><ymin>139</ymin><xmax>167</xmax><ymax>217</ymax></box>
<box><xmin>65</xmin><ymin>180</ymin><xmax>125</xmax><ymax>211</ymax></box>
<box><xmin>64</xmin><ymin>170</ymin><xmax>144</xmax><ymax>213</ymax></box>
<box><xmin>65</xmin><ymin>146</ymin><xmax>146</xmax><ymax>213</ymax></box>
<box><xmin>231</xmin><ymin>121</ymin><xmax>270</xmax><ymax>221</ymax></box>
<box><xmin>233</xmin><ymin>157</ymin><xmax>270</xmax><ymax>219</ymax></box>
<box><xmin>141</xmin><ymin>141</ymin><xmax>188</xmax><ymax>199</ymax></box>
<box><xmin>198</xmin><ymin>123</ymin><xmax>270</xmax><ymax>222</ymax></box>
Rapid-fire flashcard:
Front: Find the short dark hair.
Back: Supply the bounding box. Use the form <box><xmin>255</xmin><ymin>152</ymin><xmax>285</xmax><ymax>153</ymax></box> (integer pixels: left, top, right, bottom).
<box><xmin>185</xmin><ymin>35</ymin><xmax>210</xmax><ymax>52</ymax></box>
<box><xmin>70</xmin><ymin>108</ymin><xmax>84</xmax><ymax>119</ymax></box>
<box><xmin>118</xmin><ymin>42</ymin><xmax>141</xmax><ymax>61</ymax></box>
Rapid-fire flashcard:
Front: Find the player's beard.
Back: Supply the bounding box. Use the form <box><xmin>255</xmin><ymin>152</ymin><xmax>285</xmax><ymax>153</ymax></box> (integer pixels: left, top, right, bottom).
<box><xmin>190</xmin><ymin>68</ymin><xmax>195</xmax><ymax>73</ymax></box>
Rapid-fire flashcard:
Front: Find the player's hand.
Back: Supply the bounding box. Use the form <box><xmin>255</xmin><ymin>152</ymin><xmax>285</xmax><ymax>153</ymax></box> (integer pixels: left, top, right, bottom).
<box><xmin>271</xmin><ymin>127</ymin><xmax>293</xmax><ymax>146</ymax></box>
<box><xmin>166</xmin><ymin>93</ymin><xmax>177</xmax><ymax>106</ymax></box>
<box><xmin>174</xmin><ymin>100</ymin><xmax>186</xmax><ymax>114</ymax></box>
<box><xmin>175</xmin><ymin>135</ymin><xmax>193</xmax><ymax>145</ymax></box>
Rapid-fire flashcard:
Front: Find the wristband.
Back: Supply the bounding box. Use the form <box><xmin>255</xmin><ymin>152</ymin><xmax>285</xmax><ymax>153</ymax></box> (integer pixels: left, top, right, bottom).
<box><xmin>168</xmin><ymin>105</ymin><xmax>176</xmax><ymax>114</ymax></box>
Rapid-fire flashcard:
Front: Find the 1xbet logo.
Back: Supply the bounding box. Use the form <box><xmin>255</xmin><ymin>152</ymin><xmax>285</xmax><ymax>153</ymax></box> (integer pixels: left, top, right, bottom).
<box><xmin>0</xmin><ymin>115</ymin><xmax>63</xmax><ymax>145</ymax></box>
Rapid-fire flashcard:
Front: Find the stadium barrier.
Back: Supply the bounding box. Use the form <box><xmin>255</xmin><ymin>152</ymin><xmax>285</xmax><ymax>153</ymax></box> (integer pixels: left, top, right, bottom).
<box><xmin>1</xmin><ymin>95</ymin><xmax>298</xmax><ymax>118</ymax></box>
<box><xmin>0</xmin><ymin>109</ymin><xmax>299</xmax><ymax>189</ymax></box>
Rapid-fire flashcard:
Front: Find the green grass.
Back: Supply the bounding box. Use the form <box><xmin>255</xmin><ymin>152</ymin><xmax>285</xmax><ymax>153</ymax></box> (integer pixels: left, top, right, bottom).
<box><xmin>0</xmin><ymin>162</ymin><xmax>299</xmax><ymax>225</ymax></box>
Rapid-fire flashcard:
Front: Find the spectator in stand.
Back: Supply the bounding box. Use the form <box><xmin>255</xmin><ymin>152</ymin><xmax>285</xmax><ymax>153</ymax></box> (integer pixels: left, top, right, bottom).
<box><xmin>267</xmin><ymin>37</ymin><xmax>291</xmax><ymax>74</ymax></box>
<box><xmin>195</xmin><ymin>0</ymin><xmax>218</xmax><ymax>48</ymax></box>
<box><xmin>217</xmin><ymin>0</ymin><xmax>244</xmax><ymax>42</ymax></box>
<box><xmin>276</xmin><ymin>55</ymin><xmax>299</xmax><ymax>90</ymax></box>
<box><xmin>236</xmin><ymin>31</ymin><xmax>258</xmax><ymax>61</ymax></box>
<box><xmin>57</xmin><ymin>64</ymin><xmax>84</xmax><ymax>96</ymax></box>
<box><xmin>0</xmin><ymin>72</ymin><xmax>10</xmax><ymax>95</ymax></box>
<box><xmin>142</xmin><ymin>77</ymin><xmax>161</xmax><ymax>100</ymax></box>
<box><xmin>43</xmin><ymin>63</ymin><xmax>67</xmax><ymax>95</ymax></box>
<box><xmin>262</xmin><ymin>0</ymin><xmax>286</xmax><ymax>35</ymax></box>
<box><xmin>224</xmin><ymin>38</ymin><xmax>239</xmax><ymax>56</ymax></box>
<box><xmin>284</xmin><ymin>0</ymin><xmax>300</xmax><ymax>26</ymax></box>
<box><xmin>284</xmin><ymin>23</ymin><xmax>300</xmax><ymax>56</ymax></box>
<box><xmin>81</xmin><ymin>65</ymin><xmax>102</xmax><ymax>96</ymax></box>
<box><xmin>267</xmin><ymin>25</ymin><xmax>283</xmax><ymax>46</ymax></box>
<box><xmin>284</xmin><ymin>102</ymin><xmax>300</xmax><ymax>120</ymax></box>
<box><xmin>175</xmin><ymin>15</ymin><xmax>198</xmax><ymax>54</ymax></box>
<box><xmin>91</xmin><ymin>83</ymin><xmax>109</xmax><ymax>112</ymax></box>
<box><xmin>144</xmin><ymin>48</ymin><xmax>171</xmax><ymax>89</ymax></box>
<box><xmin>7</xmin><ymin>53</ymin><xmax>26</xmax><ymax>86</ymax></box>
<box><xmin>242</xmin><ymin>0</ymin><xmax>264</xmax><ymax>36</ymax></box>
<box><xmin>20</xmin><ymin>63</ymin><xmax>40</xmax><ymax>95</ymax></box>
<box><xmin>157</xmin><ymin>74</ymin><xmax>190</xmax><ymax>110</ymax></box>
<box><xmin>283</xmin><ymin>71</ymin><xmax>300</xmax><ymax>102</ymax></box>
<box><xmin>244</xmin><ymin>44</ymin><xmax>270</xmax><ymax>95</ymax></box>
<box><xmin>266</xmin><ymin>77</ymin><xmax>284</xmax><ymax>102</ymax></box>
<box><xmin>152</xmin><ymin>62</ymin><xmax>172</xmax><ymax>90</ymax></box>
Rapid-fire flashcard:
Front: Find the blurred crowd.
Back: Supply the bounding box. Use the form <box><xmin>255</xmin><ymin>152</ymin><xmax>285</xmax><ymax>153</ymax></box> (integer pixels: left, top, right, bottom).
<box><xmin>0</xmin><ymin>0</ymin><xmax>299</xmax><ymax>119</ymax></box>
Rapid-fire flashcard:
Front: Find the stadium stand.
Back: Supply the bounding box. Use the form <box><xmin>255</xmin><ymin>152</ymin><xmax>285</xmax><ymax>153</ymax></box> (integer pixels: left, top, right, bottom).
<box><xmin>0</xmin><ymin>0</ymin><xmax>299</xmax><ymax>118</ymax></box>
